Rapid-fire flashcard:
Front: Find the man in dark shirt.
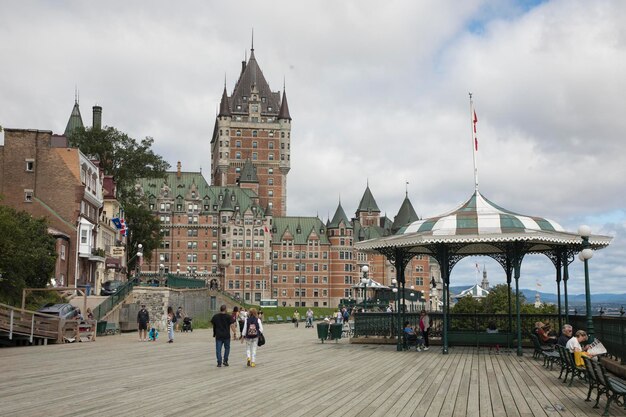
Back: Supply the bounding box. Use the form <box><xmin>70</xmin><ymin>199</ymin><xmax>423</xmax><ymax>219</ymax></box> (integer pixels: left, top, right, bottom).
<box><xmin>557</xmin><ymin>324</ymin><xmax>573</xmax><ymax>347</ymax></box>
<box><xmin>137</xmin><ymin>304</ymin><xmax>150</xmax><ymax>342</ymax></box>
<box><xmin>211</xmin><ymin>304</ymin><xmax>235</xmax><ymax>367</ymax></box>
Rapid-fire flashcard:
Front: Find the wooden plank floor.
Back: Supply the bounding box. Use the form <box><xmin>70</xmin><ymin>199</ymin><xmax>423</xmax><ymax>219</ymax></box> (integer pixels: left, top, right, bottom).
<box><xmin>1</xmin><ymin>323</ymin><xmax>625</xmax><ymax>417</ymax></box>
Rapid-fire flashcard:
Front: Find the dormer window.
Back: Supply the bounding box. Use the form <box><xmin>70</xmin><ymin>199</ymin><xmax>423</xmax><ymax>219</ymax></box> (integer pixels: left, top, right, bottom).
<box><xmin>261</xmin><ymin>97</ymin><xmax>266</xmax><ymax>103</ymax></box>
<box><xmin>268</xmin><ymin>106</ymin><xmax>273</xmax><ymax>112</ymax></box>
<box><xmin>236</xmin><ymin>105</ymin><xmax>242</xmax><ymax>110</ymax></box>
<box><xmin>243</xmin><ymin>96</ymin><xmax>247</xmax><ymax>101</ymax></box>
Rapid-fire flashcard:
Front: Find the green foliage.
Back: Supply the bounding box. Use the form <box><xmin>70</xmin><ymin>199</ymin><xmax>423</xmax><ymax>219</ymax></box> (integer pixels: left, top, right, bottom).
<box><xmin>0</xmin><ymin>206</ymin><xmax>57</xmax><ymax>306</ymax></box>
<box><xmin>69</xmin><ymin>126</ymin><xmax>170</xmax><ymax>201</ymax></box>
<box><xmin>68</xmin><ymin>126</ymin><xmax>170</xmax><ymax>270</ymax></box>
<box><xmin>452</xmin><ymin>295</ymin><xmax>484</xmax><ymax>313</ymax></box>
<box><xmin>482</xmin><ymin>284</ymin><xmax>523</xmax><ymax>314</ymax></box>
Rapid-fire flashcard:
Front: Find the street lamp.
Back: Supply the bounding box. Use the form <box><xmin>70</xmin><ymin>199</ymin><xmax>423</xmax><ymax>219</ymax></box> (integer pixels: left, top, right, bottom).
<box><xmin>176</xmin><ymin>263</ymin><xmax>180</xmax><ymax>275</ymax></box>
<box><xmin>159</xmin><ymin>263</ymin><xmax>165</xmax><ymax>287</ymax></box>
<box><xmin>578</xmin><ymin>225</ymin><xmax>595</xmax><ymax>341</ymax></box>
<box><xmin>361</xmin><ymin>265</ymin><xmax>369</xmax><ymax>312</ymax></box>
<box><xmin>410</xmin><ymin>285</ymin><xmax>415</xmax><ymax>312</ymax></box>
<box><xmin>135</xmin><ymin>243</ymin><xmax>143</xmax><ymax>283</ymax></box>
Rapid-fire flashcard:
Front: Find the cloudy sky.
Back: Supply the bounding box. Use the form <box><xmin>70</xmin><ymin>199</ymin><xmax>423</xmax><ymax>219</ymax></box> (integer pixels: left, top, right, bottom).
<box><xmin>1</xmin><ymin>0</ymin><xmax>624</xmax><ymax>295</ymax></box>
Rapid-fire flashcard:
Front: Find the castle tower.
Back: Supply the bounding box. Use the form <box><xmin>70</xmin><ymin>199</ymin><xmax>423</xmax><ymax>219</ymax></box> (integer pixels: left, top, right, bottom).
<box><xmin>211</xmin><ymin>44</ymin><xmax>291</xmax><ymax>216</ymax></box>
<box><xmin>481</xmin><ymin>264</ymin><xmax>489</xmax><ymax>290</ymax></box>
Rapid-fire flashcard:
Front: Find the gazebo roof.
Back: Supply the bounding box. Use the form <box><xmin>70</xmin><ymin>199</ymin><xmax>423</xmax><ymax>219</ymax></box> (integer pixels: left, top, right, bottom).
<box><xmin>453</xmin><ymin>284</ymin><xmax>490</xmax><ymax>299</ymax></box>
<box><xmin>356</xmin><ymin>190</ymin><xmax>612</xmax><ymax>255</ymax></box>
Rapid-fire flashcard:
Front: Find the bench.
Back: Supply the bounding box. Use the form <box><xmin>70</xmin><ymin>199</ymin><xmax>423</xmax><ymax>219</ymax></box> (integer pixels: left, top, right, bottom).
<box><xmin>555</xmin><ymin>344</ymin><xmax>586</xmax><ymax>385</ymax></box>
<box><xmin>276</xmin><ymin>315</ymin><xmax>283</xmax><ymax>323</ymax></box>
<box><xmin>446</xmin><ymin>331</ymin><xmax>513</xmax><ymax>350</ymax></box>
<box><xmin>267</xmin><ymin>317</ymin><xmax>275</xmax><ymax>323</ymax></box>
<box><xmin>530</xmin><ymin>334</ymin><xmax>560</xmax><ymax>369</ymax></box>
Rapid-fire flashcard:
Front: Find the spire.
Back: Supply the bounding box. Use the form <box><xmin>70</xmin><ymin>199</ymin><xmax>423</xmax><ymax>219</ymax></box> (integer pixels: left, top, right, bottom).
<box><xmin>218</xmin><ymin>84</ymin><xmax>231</xmax><ymax>117</ymax></box>
<box><xmin>238</xmin><ymin>159</ymin><xmax>258</xmax><ymax>183</ymax></box>
<box><xmin>391</xmin><ymin>193</ymin><xmax>419</xmax><ymax>234</ymax></box>
<box><xmin>219</xmin><ymin>188</ymin><xmax>234</xmax><ymax>211</ymax></box>
<box><xmin>356</xmin><ymin>184</ymin><xmax>380</xmax><ymax>214</ymax></box>
<box><xmin>64</xmin><ymin>97</ymin><xmax>84</xmax><ymax>137</ymax></box>
<box><xmin>329</xmin><ymin>201</ymin><xmax>352</xmax><ymax>229</ymax></box>
<box><xmin>278</xmin><ymin>86</ymin><xmax>292</xmax><ymax>120</ymax></box>
<box><xmin>251</xmin><ymin>27</ymin><xmax>254</xmax><ymax>53</ymax></box>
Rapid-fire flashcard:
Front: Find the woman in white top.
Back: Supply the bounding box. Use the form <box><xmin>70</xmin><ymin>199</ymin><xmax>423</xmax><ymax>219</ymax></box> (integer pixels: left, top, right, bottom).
<box><xmin>565</xmin><ymin>330</ymin><xmax>595</xmax><ymax>357</ymax></box>
<box><xmin>241</xmin><ymin>308</ymin><xmax>264</xmax><ymax>367</ymax></box>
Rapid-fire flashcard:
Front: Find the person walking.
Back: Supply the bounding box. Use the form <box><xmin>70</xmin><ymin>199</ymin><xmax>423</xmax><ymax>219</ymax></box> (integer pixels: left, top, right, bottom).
<box><xmin>419</xmin><ymin>310</ymin><xmax>430</xmax><ymax>351</ymax></box>
<box><xmin>175</xmin><ymin>307</ymin><xmax>186</xmax><ymax>332</ymax></box>
<box><xmin>241</xmin><ymin>308</ymin><xmax>263</xmax><ymax>367</ymax></box>
<box><xmin>238</xmin><ymin>308</ymin><xmax>247</xmax><ymax>336</ymax></box>
<box><xmin>306</xmin><ymin>308</ymin><xmax>314</xmax><ymax>328</ymax></box>
<box><xmin>166</xmin><ymin>306</ymin><xmax>175</xmax><ymax>343</ymax></box>
<box><xmin>292</xmin><ymin>310</ymin><xmax>300</xmax><ymax>328</ymax></box>
<box><xmin>211</xmin><ymin>304</ymin><xmax>234</xmax><ymax>367</ymax></box>
<box><xmin>137</xmin><ymin>304</ymin><xmax>149</xmax><ymax>342</ymax></box>
<box><xmin>231</xmin><ymin>306</ymin><xmax>240</xmax><ymax>340</ymax></box>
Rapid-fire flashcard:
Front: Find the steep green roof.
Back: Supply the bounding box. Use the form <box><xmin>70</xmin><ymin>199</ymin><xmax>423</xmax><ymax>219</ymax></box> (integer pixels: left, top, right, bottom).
<box><xmin>272</xmin><ymin>216</ymin><xmax>330</xmax><ymax>245</ymax></box>
<box><xmin>354</xmin><ymin>220</ymin><xmax>388</xmax><ymax>242</ymax></box>
<box><xmin>391</xmin><ymin>195</ymin><xmax>419</xmax><ymax>234</ymax></box>
<box><xmin>356</xmin><ymin>185</ymin><xmax>380</xmax><ymax>214</ymax></box>
<box><xmin>328</xmin><ymin>202</ymin><xmax>352</xmax><ymax>229</ymax></box>
<box><xmin>64</xmin><ymin>100</ymin><xmax>84</xmax><ymax>137</ymax></box>
<box><xmin>135</xmin><ymin>171</ymin><xmax>263</xmax><ymax>215</ymax></box>
<box><xmin>239</xmin><ymin>159</ymin><xmax>258</xmax><ymax>183</ymax></box>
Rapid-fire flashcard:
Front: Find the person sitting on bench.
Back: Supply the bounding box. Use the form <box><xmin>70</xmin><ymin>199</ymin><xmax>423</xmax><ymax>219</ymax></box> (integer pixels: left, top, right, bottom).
<box><xmin>403</xmin><ymin>321</ymin><xmax>424</xmax><ymax>351</ymax></box>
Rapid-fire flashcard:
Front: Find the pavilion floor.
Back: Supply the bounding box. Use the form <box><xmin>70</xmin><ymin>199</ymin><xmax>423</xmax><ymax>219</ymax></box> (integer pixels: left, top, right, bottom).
<box><xmin>1</xmin><ymin>322</ymin><xmax>624</xmax><ymax>417</ymax></box>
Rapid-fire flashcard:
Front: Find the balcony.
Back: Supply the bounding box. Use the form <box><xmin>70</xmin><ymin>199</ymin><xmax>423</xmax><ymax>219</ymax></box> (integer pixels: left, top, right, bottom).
<box><xmin>88</xmin><ymin>247</ymin><xmax>106</xmax><ymax>263</ymax></box>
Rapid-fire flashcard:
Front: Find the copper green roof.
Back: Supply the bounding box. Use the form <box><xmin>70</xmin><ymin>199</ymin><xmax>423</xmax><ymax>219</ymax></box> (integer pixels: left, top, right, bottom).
<box><xmin>328</xmin><ymin>202</ymin><xmax>352</xmax><ymax>229</ymax></box>
<box><xmin>64</xmin><ymin>100</ymin><xmax>84</xmax><ymax>137</ymax></box>
<box><xmin>354</xmin><ymin>221</ymin><xmax>388</xmax><ymax>242</ymax></box>
<box><xmin>356</xmin><ymin>185</ymin><xmax>380</xmax><ymax>214</ymax></box>
<box><xmin>136</xmin><ymin>171</ymin><xmax>263</xmax><ymax>215</ymax></box>
<box><xmin>239</xmin><ymin>159</ymin><xmax>258</xmax><ymax>183</ymax></box>
<box><xmin>391</xmin><ymin>194</ymin><xmax>419</xmax><ymax>234</ymax></box>
<box><xmin>271</xmin><ymin>217</ymin><xmax>330</xmax><ymax>245</ymax></box>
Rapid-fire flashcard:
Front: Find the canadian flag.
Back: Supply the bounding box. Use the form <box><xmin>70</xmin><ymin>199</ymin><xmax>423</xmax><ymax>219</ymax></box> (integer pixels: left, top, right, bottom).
<box><xmin>264</xmin><ymin>225</ymin><xmax>269</xmax><ymax>233</ymax></box>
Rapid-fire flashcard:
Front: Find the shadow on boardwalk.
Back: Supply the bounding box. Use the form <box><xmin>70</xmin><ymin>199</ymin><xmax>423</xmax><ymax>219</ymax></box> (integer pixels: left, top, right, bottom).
<box><xmin>1</xmin><ymin>323</ymin><xmax>624</xmax><ymax>417</ymax></box>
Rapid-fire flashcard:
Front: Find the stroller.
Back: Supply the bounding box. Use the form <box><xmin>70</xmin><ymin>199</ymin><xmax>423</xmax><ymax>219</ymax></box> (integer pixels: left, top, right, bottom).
<box><xmin>182</xmin><ymin>317</ymin><xmax>193</xmax><ymax>332</ymax></box>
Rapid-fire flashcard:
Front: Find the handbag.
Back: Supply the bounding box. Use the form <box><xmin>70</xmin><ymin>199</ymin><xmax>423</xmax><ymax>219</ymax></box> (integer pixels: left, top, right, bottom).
<box><xmin>258</xmin><ymin>332</ymin><xmax>266</xmax><ymax>347</ymax></box>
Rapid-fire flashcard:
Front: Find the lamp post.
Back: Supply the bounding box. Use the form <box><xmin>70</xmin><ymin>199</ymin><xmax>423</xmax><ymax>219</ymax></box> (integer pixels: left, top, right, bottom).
<box><xmin>361</xmin><ymin>265</ymin><xmax>369</xmax><ymax>312</ymax></box>
<box><xmin>176</xmin><ymin>263</ymin><xmax>180</xmax><ymax>275</ymax></box>
<box><xmin>578</xmin><ymin>225</ymin><xmax>595</xmax><ymax>341</ymax></box>
<box><xmin>391</xmin><ymin>278</ymin><xmax>401</xmax><ymax>351</ymax></box>
<box><xmin>134</xmin><ymin>243</ymin><xmax>143</xmax><ymax>283</ymax></box>
<box><xmin>159</xmin><ymin>263</ymin><xmax>164</xmax><ymax>287</ymax></box>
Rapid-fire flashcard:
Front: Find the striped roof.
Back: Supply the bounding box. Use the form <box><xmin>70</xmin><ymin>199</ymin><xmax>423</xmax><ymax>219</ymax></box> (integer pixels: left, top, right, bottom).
<box><xmin>403</xmin><ymin>191</ymin><xmax>564</xmax><ymax>236</ymax></box>
<box><xmin>355</xmin><ymin>190</ymin><xmax>613</xmax><ymax>253</ymax></box>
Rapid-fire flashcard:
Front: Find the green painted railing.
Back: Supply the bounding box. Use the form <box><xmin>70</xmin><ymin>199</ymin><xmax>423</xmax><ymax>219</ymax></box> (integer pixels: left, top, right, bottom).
<box><xmin>165</xmin><ymin>274</ymin><xmax>206</xmax><ymax>289</ymax></box>
<box><xmin>354</xmin><ymin>312</ymin><xmax>626</xmax><ymax>360</ymax></box>
<box><xmin>93</xmin><ymin>280</ymin><xmax>135</xmax><ymax>321</ymax></box>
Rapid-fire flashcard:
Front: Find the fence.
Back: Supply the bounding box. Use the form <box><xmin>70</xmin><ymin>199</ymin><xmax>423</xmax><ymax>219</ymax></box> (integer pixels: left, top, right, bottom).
<box><xmin>93</xmin><ymin>280</ymin><xmax>135</xmax><ymax>321</ymax></box>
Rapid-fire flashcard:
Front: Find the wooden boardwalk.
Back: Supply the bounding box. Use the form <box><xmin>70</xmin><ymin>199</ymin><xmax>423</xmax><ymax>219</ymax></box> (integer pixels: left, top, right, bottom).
<box><xmin>1</xmin><ymin>322</ymin><xmax>624</xmax><ymax>417</ymax></box>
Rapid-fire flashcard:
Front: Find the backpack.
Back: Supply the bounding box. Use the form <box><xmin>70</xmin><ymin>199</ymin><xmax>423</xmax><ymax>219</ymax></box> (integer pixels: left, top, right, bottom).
<box><xmin>171</xmin><ymin>314</ymin><xmax>177</xmax><ymax>324</ymax></box>
<box><xmin>343</xmin><ymin>310</ymin><xmax>349</xmax><ymax>320</ymax></box>
<box><xmin>246</xmin><ymin>317</ymin><xmax>259</xmax><ymax>338</ymax></box>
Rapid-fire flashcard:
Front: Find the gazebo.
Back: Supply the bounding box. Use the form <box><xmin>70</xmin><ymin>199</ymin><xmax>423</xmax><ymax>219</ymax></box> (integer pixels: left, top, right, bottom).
<box><xmin>355</xmin><ymin>189</ymin><xmax>612</xmax><ymax>355</ymax></box>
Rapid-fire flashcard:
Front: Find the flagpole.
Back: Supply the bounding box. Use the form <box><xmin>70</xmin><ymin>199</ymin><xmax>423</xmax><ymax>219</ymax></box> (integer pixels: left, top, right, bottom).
<box><xmin>469</xmin><ymin>93</ymin><xmax>479</xmax><ymax>192</ymax></box>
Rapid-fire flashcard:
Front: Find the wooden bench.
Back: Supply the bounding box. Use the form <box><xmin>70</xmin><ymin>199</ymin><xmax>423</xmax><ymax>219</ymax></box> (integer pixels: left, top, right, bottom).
<box><xmin>267</xmin><ymin>317</ymin><xmax>276</xmax><ymax>323</ymax></box>
<box><xmin>276</xmin><ymin>315</ymin><xmax>283</xmax><ymax>323</ymax></box>
<box><xmin>446</xmin><ymin>331</ymin><xmax>513</xmax><ymax>350</ymax></box>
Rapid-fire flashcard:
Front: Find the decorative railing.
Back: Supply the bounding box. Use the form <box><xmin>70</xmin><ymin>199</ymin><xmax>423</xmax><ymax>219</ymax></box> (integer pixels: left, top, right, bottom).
<box><xmin>93</xmin><ymin>280</ymin><xmax>135</xmax><ymax>321</ymax></box>
<box><xmin>165</xmin><ymin>274</ymin><xmax>206</xmax><ymax>289</ymax></box>
<box><xmin>354</xmin><ymin>312</ymin><xmax>626</xmax><ymax>361</ymax></box>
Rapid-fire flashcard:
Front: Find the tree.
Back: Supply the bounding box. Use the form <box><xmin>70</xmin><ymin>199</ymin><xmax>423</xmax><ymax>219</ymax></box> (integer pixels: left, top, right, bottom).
<box><xmin>452</xmin><ymin>295</ymin><xmax>484</xmax><ymax>313</ymax></box>
<box><xmin>0</xmin><ymin>205</ymin><xmax>56</xmax><ymax>305</ymax></box>
<box><xmin>482</xmin><ymin>284</ymin><xmax>521</xmax><ymax>314</ymax></box>
<box><xmin>69</xmin><ymin>127</ymin><xmax>170</xmax><ymax>201</ymax></box>
<box><xmin>69</xmin><ymin>126</ymin><xmax>170</xmax><ymax>271</ymax></box>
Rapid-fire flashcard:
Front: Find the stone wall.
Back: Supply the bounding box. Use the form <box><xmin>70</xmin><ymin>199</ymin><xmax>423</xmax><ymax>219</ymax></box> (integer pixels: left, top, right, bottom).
<box><xmin>129</xmin><ymin>288</ymin><xmax>235</xmax><ymax>331</ymax></box>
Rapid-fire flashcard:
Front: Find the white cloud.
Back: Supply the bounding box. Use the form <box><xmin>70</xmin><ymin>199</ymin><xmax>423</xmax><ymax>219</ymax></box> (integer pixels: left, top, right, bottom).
<box><xmin>0</xmin><ymin>0</ymin><xmax>624</xmax><ymax>293</ymax></box>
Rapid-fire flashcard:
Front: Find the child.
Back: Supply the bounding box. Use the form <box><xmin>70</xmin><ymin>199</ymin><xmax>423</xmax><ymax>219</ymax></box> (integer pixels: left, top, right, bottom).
<box><xmin>148</xmin><ymin>327</ymin><xmax>159</xmax><ymax>341</ymax></box>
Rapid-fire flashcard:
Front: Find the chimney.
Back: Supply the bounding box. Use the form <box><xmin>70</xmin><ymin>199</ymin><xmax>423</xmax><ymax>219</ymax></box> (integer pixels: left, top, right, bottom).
<box><xmin>92</xmin><ymin>105</ymin><xmax>102</xmax><ymax>130</ymax></box>
<box><xmin>177</xmin><ymin>161</ymin><xmax>182</xmax><ymax>178</ymax></box>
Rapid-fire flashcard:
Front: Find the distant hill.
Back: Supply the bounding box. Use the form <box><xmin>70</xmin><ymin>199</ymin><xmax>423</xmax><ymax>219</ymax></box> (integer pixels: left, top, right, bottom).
<box><xmin>449</xmin><ymin>286</ymin><xmax>626</xmax><ymax>305</ymax></box>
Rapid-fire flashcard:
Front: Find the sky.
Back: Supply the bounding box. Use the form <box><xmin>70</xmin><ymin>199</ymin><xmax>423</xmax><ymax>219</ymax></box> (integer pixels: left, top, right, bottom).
<box><xmin>1</xmin><ymin>0</ymin><xmax>625</xmax><ymax>295</ymax></box>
